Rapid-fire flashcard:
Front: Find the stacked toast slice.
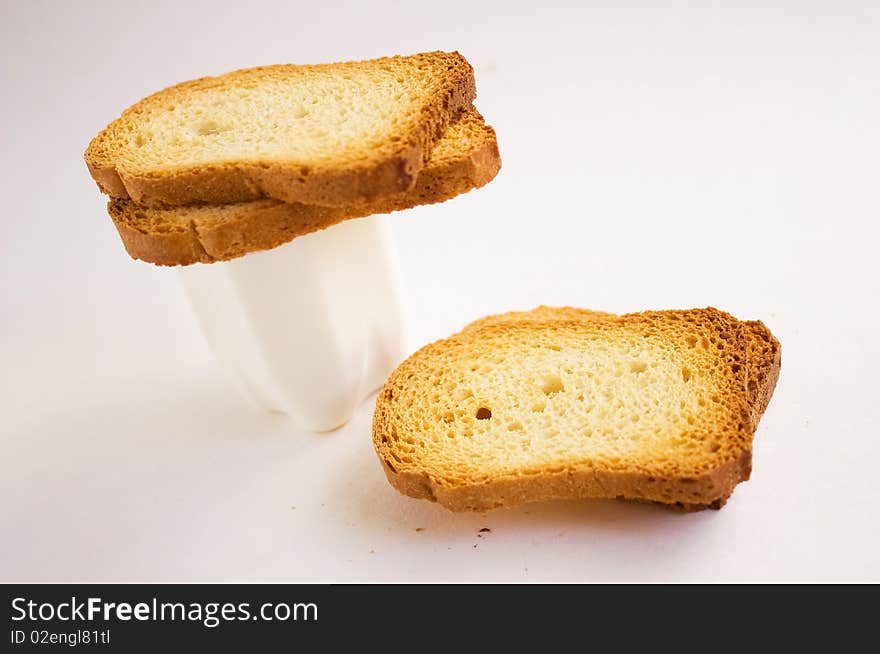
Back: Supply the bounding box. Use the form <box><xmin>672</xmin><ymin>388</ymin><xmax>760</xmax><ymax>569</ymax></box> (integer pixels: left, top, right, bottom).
<box><xmin>85</xmin><ymin>51</ymin><xmax>500</xmax><ymax>265</ymax></box>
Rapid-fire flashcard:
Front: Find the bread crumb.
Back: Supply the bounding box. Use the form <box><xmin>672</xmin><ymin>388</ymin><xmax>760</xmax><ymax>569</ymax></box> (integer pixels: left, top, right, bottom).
<box><xmin>415</xmin><ymin>527</ymin><xmax>424</xmax><ymax>532</ymax></box>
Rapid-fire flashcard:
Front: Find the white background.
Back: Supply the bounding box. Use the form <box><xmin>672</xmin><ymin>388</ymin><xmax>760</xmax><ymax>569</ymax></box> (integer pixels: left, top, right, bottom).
<box><xmin>2</xmin><ymin>0</ymin><xmax>879</xmax><ymax>582</ymax></box>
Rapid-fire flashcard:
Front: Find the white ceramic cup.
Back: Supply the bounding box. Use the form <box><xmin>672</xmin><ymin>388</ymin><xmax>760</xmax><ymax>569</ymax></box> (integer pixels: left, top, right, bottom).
<box><xmin>178</xmin><ymin>215</ymin><xmax>405</xmax><ymax>431</ymax></box>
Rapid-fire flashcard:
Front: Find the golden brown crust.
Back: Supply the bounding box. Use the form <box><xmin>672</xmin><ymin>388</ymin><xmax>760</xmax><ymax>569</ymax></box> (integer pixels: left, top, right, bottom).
<box><xmin>744</xmin><ymin>320</ymin><xmax>782</xmax><ymax>426</ymax></box>
<box><xmin>85</xmin><ymin>52</ymin><xmax>476</xmax><ymax>207</ymax></box>
<box><xmin>373</xmin><ymin>307</ymin><xmax>777</xmax><ymax>513</ymax></box>
<box><xmin>376</xmin><ymin>449</ymin><xmax>751</xmax><ymax>512</ymax></box>
<box><xmin>86</xmin><ymin>161</ymin><xmax>129</xmax><ymax>199</ymax></box>
<box><xmin>109</xmin><ymin>207</ymin><xmax>211</xmax><ymax>264</ymax></box>
<box><xmin>107</xmin><ymin>109</ymin><xmax>501</xmax><ymax>266</ymax></box>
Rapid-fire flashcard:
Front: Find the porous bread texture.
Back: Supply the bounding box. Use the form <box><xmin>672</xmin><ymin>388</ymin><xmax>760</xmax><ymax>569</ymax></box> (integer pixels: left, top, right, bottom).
<box><xmin>462</xmin><ymin>306</ymin><xmax>780</xmax><ymax>431</ymax></box>
<box><xmin>373</xmin><ymin>307</ymin><xmax>772</xmax><ymax>512</ymax></box>
<box><xmin>108</xmin><ymin>108</ymin><xmax>500</xmax><ymax>265</ymax></box>
<box><xmin>85</xmin><ymin>51</ymin><xmax>476</xmax><ymax>207</ymax></box>
<box><xmin>459</xmin><ymin>307</ymin><xmax>780</xmax><ymax>512</ymax></box>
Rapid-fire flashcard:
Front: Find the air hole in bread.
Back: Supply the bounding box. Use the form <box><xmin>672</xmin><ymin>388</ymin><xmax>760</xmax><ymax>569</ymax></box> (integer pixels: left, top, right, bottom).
<box><xmin>681</xmin><ymin>367</ymin><xmax>691</xmax><ymax>382</ymax></box>
<box><xmin>531</xmin><ymin>402</ymin><xmax>545</xmax><ymax>413</ymax></box>
<box><xmin>629</xmin><ymin>361</ymin><xmax>647</xmax><ymax>374</ymax></box>
<box><xmin>539</xmin><ymin>374</ymin><xmax>564</xmax><ymax>396</ymax></box>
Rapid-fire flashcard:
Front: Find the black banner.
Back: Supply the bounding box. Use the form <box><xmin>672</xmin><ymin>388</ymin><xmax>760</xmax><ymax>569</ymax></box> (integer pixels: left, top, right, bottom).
<box><xmin>2</xmin><ymin>584</ymin><xmax>874</xmax><ymax>650</ymax></box>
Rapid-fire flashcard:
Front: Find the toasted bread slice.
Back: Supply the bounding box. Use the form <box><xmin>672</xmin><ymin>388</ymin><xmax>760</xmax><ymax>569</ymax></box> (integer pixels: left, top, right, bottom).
<box><xmin>108</xmin><ymin>108</ymin><xmax>500</xmax><ymax>265</ymax></box>
<box><xmin>85</xmin><ymin>51</ymin><xmax>475</xmax><ymax>207</ymax></box>
<box><xmin>462</xmin><ymin>306</ymin><xmax>780</xmax><ymax>430</ymax></box>
<box><xmin>373</xmin><ymin>307</ymin><xmax>774</xmax><ymax>512</ymax></box>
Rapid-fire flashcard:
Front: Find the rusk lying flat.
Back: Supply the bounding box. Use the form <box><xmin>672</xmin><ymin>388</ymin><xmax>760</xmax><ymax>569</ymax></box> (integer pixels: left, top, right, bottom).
<box><xmin>108</xmin><ymin>108</ymin><xmax>500</xmax><ymax>265</ymax></box>
<box><xmin>86</xmin><ymin>51</ymin><xmax>475</xmax><ymax>207</ymax></box>
<box><xmin>373</xmin><ymin>307</ymin><xmax>780</xmax><ymax>512</ymax></box>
